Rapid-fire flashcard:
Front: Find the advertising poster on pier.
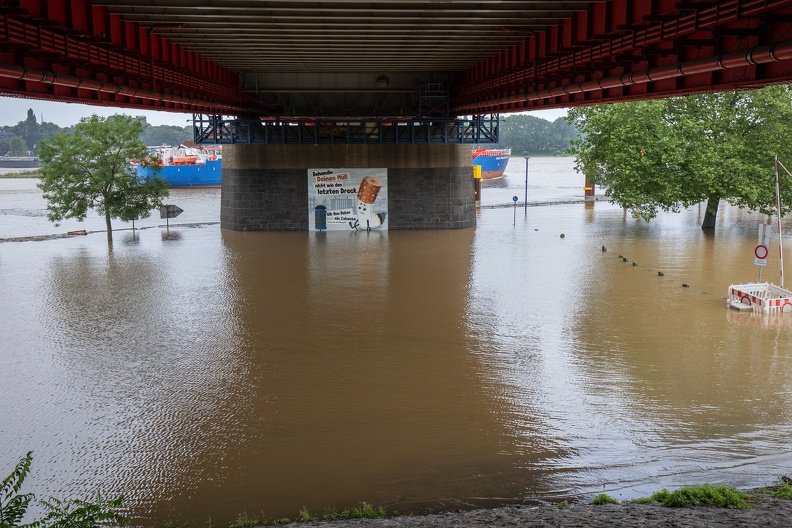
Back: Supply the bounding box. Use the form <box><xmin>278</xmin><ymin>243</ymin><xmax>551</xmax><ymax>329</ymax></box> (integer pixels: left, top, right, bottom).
<box><xmin>308</xmin><ymin>168</ymin><xmax>388</xmax><ymax>231</ymax></box>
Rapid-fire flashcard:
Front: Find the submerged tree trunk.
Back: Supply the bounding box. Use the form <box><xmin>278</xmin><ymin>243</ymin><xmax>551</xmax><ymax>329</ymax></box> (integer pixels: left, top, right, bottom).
<box><xmin>105</xmin><ymin>208</ymin><xmax>113</xmax><ymax>243</ymax></box>
<box><xmin>701</xmin><ymin>195</ymin><xmax>720</xmax><ymax>230</ymax></box>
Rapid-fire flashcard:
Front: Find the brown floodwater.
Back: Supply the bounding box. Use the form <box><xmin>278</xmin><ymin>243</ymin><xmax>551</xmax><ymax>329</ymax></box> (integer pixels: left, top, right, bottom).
<box><xmin>2</xmin><ymin>158</ymin><xmax>792</xmax><ymax>526</ymax></box>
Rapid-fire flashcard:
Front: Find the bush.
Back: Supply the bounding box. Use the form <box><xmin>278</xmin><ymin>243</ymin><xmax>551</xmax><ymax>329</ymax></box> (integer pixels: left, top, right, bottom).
<box><xmin>1</xmin><ymin>452</ymin><xmax>35</xmax><ymax>528</ymax></box>
<box><xmin>645</xmin><ymin>484</ymin><xmax>752</xmax><ymax>509</ymax></box>
<box><xmin>757</xmin><ymin>482</ymin><xmax>792</xmax><ymax>500</ymax></box>
<box><xmin>590</xmin><ymin>494</ymin><xmax>619</xmax><ymax>505</ymax></box>
<box><xmin>1</xmin><ymin>453</ymin><xmax>128</xmax><ymax>528</ymax></box>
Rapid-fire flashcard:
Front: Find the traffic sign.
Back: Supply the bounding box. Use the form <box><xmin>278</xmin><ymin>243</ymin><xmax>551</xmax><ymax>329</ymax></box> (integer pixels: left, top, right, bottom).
<box><xmin>755</xmin><ymin>225</ymin><xmax>770</xmax><ymax>271</ymax></box>
<box><xmin>160</xmin><ymin>204</ymin><xmax>183</xmax><ymax>219</ymax></box>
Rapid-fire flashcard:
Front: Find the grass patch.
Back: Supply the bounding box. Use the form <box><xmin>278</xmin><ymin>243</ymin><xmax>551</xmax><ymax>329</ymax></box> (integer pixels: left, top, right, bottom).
<box><xmin>639</xmin><ymin>484</ymin><xmax>753</xmax><ymax>509</ymax></box>
<box><xmin>298</xmin><ymin>502</ymin><xmax>387</xmax><ymax>522</ymax></box>
<box><xmin>229</xmin><ymin>511</ymin><xmax>264</xmax><ymax>528</ymax></box>
<box><xmin>590</xmin><ymin>494</ymin><xmax>619</xmax><ymax>505</ymax></box>
<box><xmin>230</xmin><ymin>502</ymin><xmax>389</xmax><ymax>526</ymax></box>
<box><xmin>757</xmin><ymin>482</ymin><xmax>792</xmax><ymax>500</ymax></box>
<box><xmin>556</xmin><ymin>500</ymin><xmax>570</xmax><ymax>509</ymax></box>
<box><xmin>0</xmin><ymin>171</ymin><xmax>39</xmax><ymax>178</ymax></box>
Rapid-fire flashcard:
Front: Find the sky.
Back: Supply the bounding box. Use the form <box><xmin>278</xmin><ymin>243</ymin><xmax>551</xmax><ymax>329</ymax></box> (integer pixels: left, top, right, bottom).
<box><xmin>0</xmin><ymin>95</ymin><xmax>568</xmax><ymax>128</ymax></box>
<box><xmin>0</xmin><ymin>96</ymin><xmax>194</xmax><ymax>128</ymax></box>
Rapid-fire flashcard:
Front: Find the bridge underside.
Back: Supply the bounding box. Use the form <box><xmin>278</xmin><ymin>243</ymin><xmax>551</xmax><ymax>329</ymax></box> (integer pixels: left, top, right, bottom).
<box><xmin>3</xmin><ymin>1</ymin><xmax>792</xmax><ymax>120</ymax></box>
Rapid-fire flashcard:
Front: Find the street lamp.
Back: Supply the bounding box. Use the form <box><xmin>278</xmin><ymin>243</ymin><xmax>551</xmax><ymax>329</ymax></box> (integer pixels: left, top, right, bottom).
<box><xmin>523</xmin><ymin>155</ymin><xmax>531</xmax><ymax>216</ymax></box>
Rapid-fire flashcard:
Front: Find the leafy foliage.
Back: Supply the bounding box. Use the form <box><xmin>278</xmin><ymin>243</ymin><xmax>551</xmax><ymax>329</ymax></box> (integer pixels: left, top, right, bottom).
<box><xmin>1</xmin><ymin>108</ymin><xmax>191</xmax><ymax>157</ymax></box>
<box><xmin>567</xmin><ymin>86</ymin><xmax>792</xmax><ymax>229</ymax></box>
<box><xmin>645</xmin><ymin>484</ymin><xmax>753</xmax><ymax>509</ymax></box>
<box><xmin>41</xmin><ymin>496</ymin><xmax>127</xmax><ymax>528</ymax></box>
<box><xmin>7</xmin><ymin>137</ymin><xmax>27</xmax><ymax>157</ymax></box>
<box><xmin>37</xmin><ymin>114</ymin><xmax>169</xmax><ymax>242</ymax></box>
<box><xmin>1</xmin><ymin>453</ymin><xmax>127</xmax><ymax>528</ymax></box>
<box><xmin>1</xmin><ymin>453</ymin><xmax>37</xmax><ymax>528</ymax></box>
<box><xmin>497</xmin><ymin>114</ymin><xmax>577</xmax><ymax>155</ymax></box>
<box><xmin>757</xmin><ymin>482</ymin><xmax>792</xmax><ymax>499</ymax></box>
<box><xmin>139</xmin><ymin>125</ymin><xmax>192</xmax><ymax>148</ymax></box>
<box><xmin>590</xmin><ymin>493</ymin><xmax>619</xmax><ymax>505</ymax></box>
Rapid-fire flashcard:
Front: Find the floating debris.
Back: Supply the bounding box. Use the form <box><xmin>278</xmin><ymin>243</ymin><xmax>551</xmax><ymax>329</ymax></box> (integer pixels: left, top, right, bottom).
<box><xmin>658</xmin><ymin>271</ymin><xmax>664</xmax><ymax>276</ymax></box>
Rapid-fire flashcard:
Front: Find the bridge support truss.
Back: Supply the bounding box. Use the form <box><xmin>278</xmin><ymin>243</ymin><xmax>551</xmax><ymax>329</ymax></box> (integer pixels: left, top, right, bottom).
<box><xmin>193</xmin><ymin>115</ymin><xmax>499</xmax><ymax>145</ymax></box>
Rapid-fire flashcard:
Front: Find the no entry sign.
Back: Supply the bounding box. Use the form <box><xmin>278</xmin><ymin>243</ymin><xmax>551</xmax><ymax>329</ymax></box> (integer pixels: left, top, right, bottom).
<box><xmin>755</xmin><ymin>225</ymin><xmax>770</xmax><ymax>267</ymax></box>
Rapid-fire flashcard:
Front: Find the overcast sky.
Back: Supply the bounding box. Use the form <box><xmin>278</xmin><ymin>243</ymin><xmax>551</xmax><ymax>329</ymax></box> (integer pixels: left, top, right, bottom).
<box><xmin>0</xmin><ymin>95</ymin><xmax>567</xmax><ymax>128</ymax></box>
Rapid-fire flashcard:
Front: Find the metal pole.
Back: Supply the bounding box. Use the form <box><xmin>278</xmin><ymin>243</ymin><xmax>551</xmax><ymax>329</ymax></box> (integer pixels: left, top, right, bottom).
<box><xmin>776</xmin><ymin>156</ymin><xmax>785</xmax><ymax>288</ymax></box>
<box><xmin>524</xmin><ymin>155</ymin><xmax>531</xmax><ymax>216</ymax></box>
<box><xmin>512</xmin><ymin>196</ymin><xmax>518</xmax><ymax>225</ymax></box>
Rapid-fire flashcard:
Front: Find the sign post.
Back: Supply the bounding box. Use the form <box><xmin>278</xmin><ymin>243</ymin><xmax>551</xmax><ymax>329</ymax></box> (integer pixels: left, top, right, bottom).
<box><xmin>160</xmin><ymin>204</ymin><xmax>183</xmax><ymax>230</ymax></box>
<box><xmin>755</xmin><ymin>223</ymin><xmax>770</xmax><ymax>282</ymax></box>
<box><xmin>523</xmin><ymin>156</ymin><xmax>530</xmax><ymax>216</ymax></box>
<box><xmin>512</xmin><ymin>195</ymin><xmax>518</xmax><ymax>225</ymax></box>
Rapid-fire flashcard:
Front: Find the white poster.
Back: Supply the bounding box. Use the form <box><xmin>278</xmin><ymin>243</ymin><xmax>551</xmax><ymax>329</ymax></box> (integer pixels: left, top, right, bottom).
<box><xmin>308</xmin><ymin>168</ymin><xmax>388</xmax><ymax>231</ymax></box>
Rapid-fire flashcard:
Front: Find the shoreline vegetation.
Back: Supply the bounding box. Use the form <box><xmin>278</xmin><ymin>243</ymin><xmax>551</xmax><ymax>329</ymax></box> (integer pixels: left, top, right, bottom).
<box><xmin>6</xmin><ymin>452</ymin><xmax>792</xmax><ymax>527</ymax></box>
<box><xmin>0</xmin><ymin>170</ymin><xmax>39</xmax><ymax>178</ymax></box>
<box><xmin>219</xmin><ymin>482</ymin><xmax>792</xmax><ymax>528</ymax></box>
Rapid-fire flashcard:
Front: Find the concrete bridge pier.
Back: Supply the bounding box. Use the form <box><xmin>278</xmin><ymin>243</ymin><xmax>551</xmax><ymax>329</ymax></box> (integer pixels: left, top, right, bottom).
<box><xmin>220</xmin><ymin>144</ymin><xmax>476</xmax><ymax>231</ymax></box>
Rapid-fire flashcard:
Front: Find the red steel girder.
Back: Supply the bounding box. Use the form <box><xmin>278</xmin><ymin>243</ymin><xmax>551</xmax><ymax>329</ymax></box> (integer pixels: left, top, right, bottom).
<box><xmin>455</xmin><ymin>0</ymin><xmax>792</xmax><ymax>112</ymax></box>
<box><xmin>0</xmin><ymin>14</ymin><xmax>241</xmax><ymax>101</ymax></box>
<box><xmin>455</xmin><ymin>41</ymin><xmax>792</xmax><ymax>113</ymax></box>
<box><xmin>0</xmin><ymin>62</ymin><xmax>247</xmax><ymax>115</ymax></box>
<box><xmin>0</xmin><ymin>0</ymin><xmax>272</xmax><ymax>115</ymax></box>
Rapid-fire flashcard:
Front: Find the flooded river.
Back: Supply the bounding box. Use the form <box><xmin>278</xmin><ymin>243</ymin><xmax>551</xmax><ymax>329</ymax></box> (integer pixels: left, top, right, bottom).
<box><xmin>2</xmin><ymin>157</ymin><xmax>792</xmax><ymax>525</ymax></box>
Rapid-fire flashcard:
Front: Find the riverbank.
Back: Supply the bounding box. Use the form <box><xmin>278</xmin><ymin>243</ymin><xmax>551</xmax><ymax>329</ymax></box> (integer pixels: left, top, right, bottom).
<box><xmin>0</xmin><ymin>170</ymin><xmax>38</xmax><ymax>177</ymax></box>
<box><xmin>278</xmin><ymin>493</ymin><xmax>792</xmax><ymax>528</ymax></box>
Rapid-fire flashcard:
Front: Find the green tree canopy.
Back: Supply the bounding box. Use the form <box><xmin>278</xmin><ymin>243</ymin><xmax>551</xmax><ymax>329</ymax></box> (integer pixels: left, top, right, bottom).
<box><xmin>38</xmin><ymin>114</ymin><xmax>169</xmax><ymax>243</ymax></box>
<box><xmin>13</xmin><ymin>109</ymin><xmax>40</xmax><ymax>152</ymax></box>
<box><xmin>497</xmin><ymin>113</ymin><xmax>577</xmax><ymax>155</ymax></box>
<box><xmin>139</xmin><ymin>124</ymin><xmax>192</xmax><ymax>147</ymax></box>
<box><xmin>567</xmin><ymin>86</ymin><xmax>792</xmax><ymax>229</ymax></box>
<box><xmin>7</xmin><ymin>136</ymin><xmax>27</xmax><ymax>156</ymax></box>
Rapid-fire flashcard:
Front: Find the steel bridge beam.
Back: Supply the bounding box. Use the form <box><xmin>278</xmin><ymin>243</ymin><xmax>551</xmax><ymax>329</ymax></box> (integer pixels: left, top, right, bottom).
<box><xmin>192</xmin><ymin>116</ymin><xmax>501</xmax><ymax>145</ymax></box>
<box><xmin>454</xmin><ymin>0</ymin><xmax>792</xmax><ymax>114</ymax></box>
<box><xmin>4</xmin><ymin>1</ymin><xmax>792</xmax><ymax>118</ymax></box>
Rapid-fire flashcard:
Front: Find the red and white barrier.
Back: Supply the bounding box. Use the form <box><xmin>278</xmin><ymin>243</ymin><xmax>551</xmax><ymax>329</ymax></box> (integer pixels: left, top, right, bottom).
<box><xmin>728</xmin><ymin>283</ymin><xmax>792</xmax><ymax>314</ymax></box>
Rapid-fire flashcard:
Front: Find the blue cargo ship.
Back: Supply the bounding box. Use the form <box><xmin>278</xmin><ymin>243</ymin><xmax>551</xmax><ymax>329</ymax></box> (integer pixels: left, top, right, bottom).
<box><xmin>135</xmin><ymin>145</ymin><xmax>222</xmax><ymax>188</ymax></box>
<box><xmin>472</xmin><ymin>147</ymin><xmax>511</xmax><ymax>179</ymax></box>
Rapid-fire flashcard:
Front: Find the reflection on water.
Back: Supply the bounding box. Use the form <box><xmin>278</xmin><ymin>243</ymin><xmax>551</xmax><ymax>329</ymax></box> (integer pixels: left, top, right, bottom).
<box><xmin>2</xmin><ymin>162</ymin><xmax>792</xmax><ymax>526</ymax></box>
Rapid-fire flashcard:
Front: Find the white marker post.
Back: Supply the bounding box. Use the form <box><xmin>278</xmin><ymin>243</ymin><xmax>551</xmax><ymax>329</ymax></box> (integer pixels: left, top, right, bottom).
<box><xmin>755</xmin><ymin>223</ymin><xmax>770</xmax><ymax>282</ymax></box>
<box><xmin>776</xmin><ymin>156</ymin><xmax>785</xmax><ymax>288</ymax></box>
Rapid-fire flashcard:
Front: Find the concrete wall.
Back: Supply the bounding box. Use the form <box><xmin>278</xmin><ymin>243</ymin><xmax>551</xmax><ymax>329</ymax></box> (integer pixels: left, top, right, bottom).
<box><xmin>221</xmin><ymin>144</ymin><xmax>476</xmax><ymax>231</ymax></box>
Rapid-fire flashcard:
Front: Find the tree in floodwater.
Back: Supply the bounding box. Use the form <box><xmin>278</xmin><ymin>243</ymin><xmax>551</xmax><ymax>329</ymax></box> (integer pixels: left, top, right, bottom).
<box><xmin>38</xmin><ymin>114</ymin><xmax>169</xmax><ymax>243</ymax></box>
<box><xmin>567</xmin><ymin>85</ymin><xmax>792</xmax><ymax>229</ymax></box>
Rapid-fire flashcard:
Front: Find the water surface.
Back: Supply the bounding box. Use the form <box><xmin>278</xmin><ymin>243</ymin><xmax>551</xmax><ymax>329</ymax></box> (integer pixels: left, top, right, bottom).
<box><xmin>2</xmin><ymin>158</ymin><xmax>791</xmax><ymax>525</ymax></box>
